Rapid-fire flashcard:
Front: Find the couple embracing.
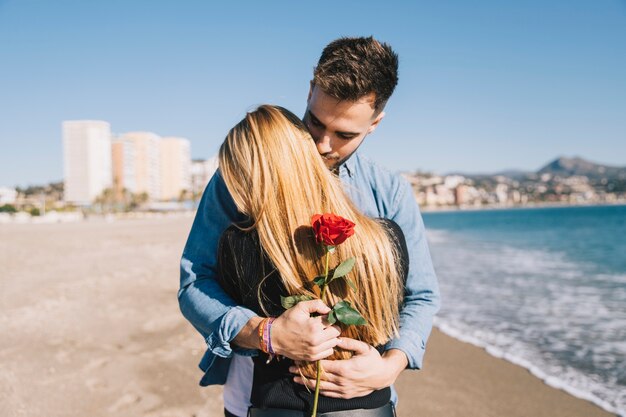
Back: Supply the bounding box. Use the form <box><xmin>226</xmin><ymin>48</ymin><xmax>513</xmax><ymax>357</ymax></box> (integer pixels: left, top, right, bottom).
<box><xmin>179</xmin><ymin>36</ymin><xmax>440</xmax><ymax>417</ymax></box>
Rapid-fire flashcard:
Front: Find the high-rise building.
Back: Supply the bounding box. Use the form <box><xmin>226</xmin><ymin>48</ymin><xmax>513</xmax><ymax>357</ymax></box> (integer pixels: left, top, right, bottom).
<box><xmin>111</xmin><ymin>135</ymin><xmax>136</xmax><ymax>199</ymax></box>
<box><xmin>63</xmin><ymin>120</ymin><xmax>112</xmax><ymax>205</ymax></box>
<box><xmin>160</xmin><ymin>137</ymin><xmax>191</xmax><ymax>200</ymax></box>
<box><xmin>117</xmin><ymin>132</ymin><xmax>161</xmax><ymax>200</ymax></box>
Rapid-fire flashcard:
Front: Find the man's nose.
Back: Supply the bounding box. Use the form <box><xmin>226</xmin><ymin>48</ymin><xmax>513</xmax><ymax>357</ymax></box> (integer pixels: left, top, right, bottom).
<box><xmin>315</xmin><ymin>134</ymin><xmax>332</xmax><ymax>154</ymax></box>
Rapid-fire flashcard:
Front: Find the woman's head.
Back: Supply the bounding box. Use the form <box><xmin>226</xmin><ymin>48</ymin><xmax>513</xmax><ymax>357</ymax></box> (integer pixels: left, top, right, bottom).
<box><xmin>219</xmin><ymin>105</ymin><xmax>403</xmax><ymax>352</ymax></box>
<box><xmin>219</xmin><ymin>105</ymin><xmax>330</xmax><ymax>220</ymax></box>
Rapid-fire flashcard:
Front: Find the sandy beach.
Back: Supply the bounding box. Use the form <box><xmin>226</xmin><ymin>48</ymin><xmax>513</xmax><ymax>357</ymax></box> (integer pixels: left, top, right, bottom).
<box><xmin>0</xmin><ymin>217</ymin><xmax>615</xmax><ymax>417</ymax></box>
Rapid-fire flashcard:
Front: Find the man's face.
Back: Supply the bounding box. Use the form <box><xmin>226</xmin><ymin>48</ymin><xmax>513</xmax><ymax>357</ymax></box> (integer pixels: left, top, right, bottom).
<box><xmin>304</xmin><ymin>85</ymin><xmax>385</xmax><ymax>170</ymax></box>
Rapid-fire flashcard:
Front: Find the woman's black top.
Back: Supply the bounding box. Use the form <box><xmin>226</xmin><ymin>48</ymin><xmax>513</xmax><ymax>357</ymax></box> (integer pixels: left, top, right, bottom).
<box><xmin>217</xmin><ymin>219</ymin><xmax>409</xmax><ymax>413</ymax></box>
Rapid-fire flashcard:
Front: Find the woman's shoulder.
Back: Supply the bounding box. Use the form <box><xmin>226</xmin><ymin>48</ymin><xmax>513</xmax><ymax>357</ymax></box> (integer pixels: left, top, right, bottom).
<box><xmin>220</xmin><ymin>221</ymin><xmax>257</xmax><ymax>240</ymax></box>
<box><xmin>375</xmin><ymin>218</ymin><xmax>404</xmax><ymax>240</ymax></box>
<box><xmin>218</xmin><ymin>222</ymin><xmax>260</xmax><ymax>257</ymax></box>
<box><xmin>375</xmin><ymin>218</ymin><xmax>409</xmax><ymax>277</ymax></box>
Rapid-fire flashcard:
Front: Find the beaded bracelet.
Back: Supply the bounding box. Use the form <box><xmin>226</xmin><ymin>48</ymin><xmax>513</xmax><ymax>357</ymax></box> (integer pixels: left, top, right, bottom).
<box><xmin>265</xmin><ymin>317</ymin><xmax>276</xmax><ymax>355</ymax></box>
<box><xmin>258</xmin><ymin>317</ymin><xmax>280</xmax><ymax>363</ymax></box>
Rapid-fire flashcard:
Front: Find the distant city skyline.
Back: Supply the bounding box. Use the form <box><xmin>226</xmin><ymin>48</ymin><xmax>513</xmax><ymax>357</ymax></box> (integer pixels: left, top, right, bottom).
<box><xmin>62</xmin><ymin>120</ymin><xmax>192</xmax><ymax>204</ymax></box>
<box><xmin>1</xmin><ymin>0</ymin><xmax>625</xmax><ymax>187</ymax></box>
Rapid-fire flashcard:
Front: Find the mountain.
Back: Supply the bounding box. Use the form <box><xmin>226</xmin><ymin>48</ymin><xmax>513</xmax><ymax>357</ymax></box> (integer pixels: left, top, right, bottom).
<box><xmin>537</xmin><ymin>157</ymin><xmax>626</xmax><ymax>179</ymax></box>
<box><xmin>444</xmin><ymin>157</ymin><xmax>626</xmax><ymax>181</ymax></box>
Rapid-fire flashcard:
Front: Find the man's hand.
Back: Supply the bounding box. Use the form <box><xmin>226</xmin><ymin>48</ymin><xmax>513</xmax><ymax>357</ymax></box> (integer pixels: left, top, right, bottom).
<box><xmin>271</xmin><ymin>299</ymin><xmax>342</xmax><ymax>361</ymax></box>
<box><xmin>289</xmin><ymin>338</ymin><xmax>408</xmax><ymax>399</ymax></box>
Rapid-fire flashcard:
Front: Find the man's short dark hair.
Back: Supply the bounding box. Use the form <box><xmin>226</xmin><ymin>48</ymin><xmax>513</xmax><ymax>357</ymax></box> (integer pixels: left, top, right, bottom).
<box><xmin>313</xmin><ymin>36</ymin><xmax>399</xmax><ymax>111</ymax></box>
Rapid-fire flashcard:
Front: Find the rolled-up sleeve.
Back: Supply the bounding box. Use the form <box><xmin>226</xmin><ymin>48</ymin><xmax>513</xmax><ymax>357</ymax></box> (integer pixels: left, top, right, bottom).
<box><xmin>178</xmin><ymin>170</ymin><xmax>258</xmax><ymax>358</ymax></box>
<box><xmin>384</xmin><ymin>178</ymin><xmax>441</xmax><ymax>369</ymax></box>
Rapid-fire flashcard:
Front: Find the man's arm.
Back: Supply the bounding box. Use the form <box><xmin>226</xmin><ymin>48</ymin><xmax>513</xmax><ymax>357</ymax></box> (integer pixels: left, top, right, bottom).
<box><xmin>178</xmin><ymin>170</ymin><xmax>259</xmax><ymax>358</ymax></box>
<box><xmin>179</xmin><ymin>170</ymin><xmax>341</xmax><ymax>362</ymax></box>
<box><xmin>383</xmin><ymin>177</ymin><xmax>441</xmax><ymax>368</ymax></box>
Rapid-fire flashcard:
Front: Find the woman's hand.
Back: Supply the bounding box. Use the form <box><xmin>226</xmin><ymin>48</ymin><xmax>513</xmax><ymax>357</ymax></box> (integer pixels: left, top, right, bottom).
<box><xmin>271</xmin><ymin>299</ymin><xmax>342</xmax><ymax>362</ymax></box>
<box><xmin>289</xmin><ymin>338</ymin><xmax>408</xmax><ymax>399</ymax></box>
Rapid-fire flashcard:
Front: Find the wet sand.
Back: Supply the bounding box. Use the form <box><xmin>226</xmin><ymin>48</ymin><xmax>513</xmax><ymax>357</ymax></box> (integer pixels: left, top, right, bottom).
<box><xmin>0</xmin><ymin>217</ymin><xmax>615</xmax><ymax>417</ymax></box>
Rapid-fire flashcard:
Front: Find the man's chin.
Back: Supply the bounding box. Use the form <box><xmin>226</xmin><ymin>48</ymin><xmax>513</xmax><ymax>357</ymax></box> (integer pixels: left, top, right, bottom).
<box><xmin>324</xmin><ymin>160</ymin><xmax>340</xmax><ymax>171</ymax></box>
<box><xmin>321</xmin><ymin>157</ymin><xmax>341</xmax><ymax>170</ymax></box>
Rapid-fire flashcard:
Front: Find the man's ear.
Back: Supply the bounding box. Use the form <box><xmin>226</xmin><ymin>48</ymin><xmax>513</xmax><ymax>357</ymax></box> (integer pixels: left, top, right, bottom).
<box><xmin>367</xmin><ymin>111</ymin><xmax>385</xmax><ymax>134</ymax></box>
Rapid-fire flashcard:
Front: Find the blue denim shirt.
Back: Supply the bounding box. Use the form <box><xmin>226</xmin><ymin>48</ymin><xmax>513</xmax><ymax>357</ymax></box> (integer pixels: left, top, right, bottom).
<box><xmin>178</xmin><ymin>151</ymin><xmax>440</xmax><ymax>386</ymax></box>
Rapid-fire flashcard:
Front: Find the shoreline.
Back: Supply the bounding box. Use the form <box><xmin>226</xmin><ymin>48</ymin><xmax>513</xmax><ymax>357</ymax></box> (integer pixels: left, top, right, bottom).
<box><xmin>3</xmin><ymin>201</ymin><xmax>626</xmax><ymax>225</ymax></box>
<box><xmin>420</xmin><ymin>200</ymin><xmax>626</xmax><ymax>213</ymax></box>
<box><xmin>432</xmin><ymin>322</ymin><xmax>622</xmax><ymax>416</ymax></box>
<box><xmin>396</xmin><ymin>328</ymin><xmax>618</xmax><ymax>417</ymax></box>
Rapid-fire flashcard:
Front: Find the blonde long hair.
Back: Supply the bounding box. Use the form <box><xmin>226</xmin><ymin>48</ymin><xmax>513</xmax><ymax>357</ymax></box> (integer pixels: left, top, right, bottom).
<box><xmin>219</xmin><ymin>105</ymin><xmax>404</xmax><ymax>355</ymax></box>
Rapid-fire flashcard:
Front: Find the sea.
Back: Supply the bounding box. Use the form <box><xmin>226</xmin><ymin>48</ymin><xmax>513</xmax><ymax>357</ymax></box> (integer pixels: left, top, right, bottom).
<box><xmin>422</xmin><ymin>204</ymin><xmax>626</xmax><ymax>416</ymax></box>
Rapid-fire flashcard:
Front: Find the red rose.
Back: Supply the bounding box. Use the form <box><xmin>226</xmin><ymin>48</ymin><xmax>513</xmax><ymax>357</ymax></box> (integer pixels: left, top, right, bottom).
<box><xmin>311</xmin><ymin>213</ymin><xmax>356</xmax><ymax>246</ymax></box>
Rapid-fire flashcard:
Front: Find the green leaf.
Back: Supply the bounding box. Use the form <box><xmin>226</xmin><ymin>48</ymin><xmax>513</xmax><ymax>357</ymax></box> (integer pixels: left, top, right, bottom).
<box><xmin>326</xmin><ymin>245</ymin><xmax>336</xmax><ymax>253</ymax></box>
<box><xmin>344</xmin><ymin>276</ymin><xmax>357</xmax><ymax>293</ymax></box>
<box><xmin>331</xmin><ymin>257</ymin><xmax>355</xmax><ymax>280</ymax></box>
<box><xmin>281</xmin><ymin>294</ymin><xmax>313</xmax><ymax>309</ymax></box>
<box><xmin>333</xmin><ymin>303</ymin><xmax>367</xmax><ymax>326</ymax></box>
<box><xmin>334</xmin><ymin>300</ymin><xmax>351</xmax><ymax>309</ymax></box>
<box><xmin>327</xmin><ymin>310</ymin><xmax>336</xmax><ymax>325</ymax></box>
<box><xmin>313</xmin><ymin>276</ymin><xmax>326</xmax><ymax>288</ymax></box>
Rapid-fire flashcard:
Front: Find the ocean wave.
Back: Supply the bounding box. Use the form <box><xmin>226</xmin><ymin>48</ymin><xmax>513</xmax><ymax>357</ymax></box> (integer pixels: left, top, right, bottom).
<box><xmin>426</xmin><ymin>228</ymin><xmax>626</xmax><ymax>416</ymax></box>
<box><xmin>434</xmin><ymin>319</ymin><xmax>625</xmax><ymax>416</ymax></box>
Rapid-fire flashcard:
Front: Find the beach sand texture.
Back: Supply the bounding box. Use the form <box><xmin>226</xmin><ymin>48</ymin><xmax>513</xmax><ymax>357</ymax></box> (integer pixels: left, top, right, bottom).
<box><xmin>0</xmin><ymin>217</ymin><xmax>614</xmax><ymax>417</ymax></box>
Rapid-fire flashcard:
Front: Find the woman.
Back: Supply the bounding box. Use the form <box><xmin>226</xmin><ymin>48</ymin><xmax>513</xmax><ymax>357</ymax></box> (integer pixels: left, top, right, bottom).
<box><xmin>217</xmin><ymin>105</ymin><xmax>408</xmax><ymax>417</ymax></box>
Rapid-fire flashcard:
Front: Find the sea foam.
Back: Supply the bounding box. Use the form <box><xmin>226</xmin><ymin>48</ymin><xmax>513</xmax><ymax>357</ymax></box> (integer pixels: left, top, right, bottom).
<box><xmin>426</xmin><ymin>224</ymin><xmax>626</xmax><ymax>416</ymax></box>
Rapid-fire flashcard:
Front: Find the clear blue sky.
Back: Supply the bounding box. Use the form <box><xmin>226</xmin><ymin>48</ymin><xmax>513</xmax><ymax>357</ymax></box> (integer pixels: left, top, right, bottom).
<box><xmin>1</xmin><ymin>0</ymin><xmax>625</xmax><ymax>187</ymax></box>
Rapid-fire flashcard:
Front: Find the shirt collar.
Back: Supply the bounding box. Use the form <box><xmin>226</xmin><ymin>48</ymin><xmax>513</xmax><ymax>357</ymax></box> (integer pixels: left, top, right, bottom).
<box><xmin>338</xmin><ymin>151</ymin><xmax>358</xmax><ymax>178</ymax></box>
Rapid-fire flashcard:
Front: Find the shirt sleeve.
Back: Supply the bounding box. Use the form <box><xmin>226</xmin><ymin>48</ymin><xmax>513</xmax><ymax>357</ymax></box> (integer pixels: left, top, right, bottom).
<box><xmin>178</xmin><ymin>170</ymin><xmax>258</xmax><ymax>358</ymax></box>
<box><xmin>384</xmin><ymin>177</ymin><xmax>441</xmax><ymax>369</ymax></box>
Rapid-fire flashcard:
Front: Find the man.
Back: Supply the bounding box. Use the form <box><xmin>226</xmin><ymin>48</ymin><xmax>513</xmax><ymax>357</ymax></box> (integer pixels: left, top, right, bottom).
<box><xmin>179</xmin><ymin>36</ymin><xmax>440</xmax><ymax>417</ymax></box>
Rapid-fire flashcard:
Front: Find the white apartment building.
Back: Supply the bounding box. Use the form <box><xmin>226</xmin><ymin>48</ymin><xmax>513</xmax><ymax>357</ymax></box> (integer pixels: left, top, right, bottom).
<box><xmin>160</xmin><ymin>137</ymin><xmax>191</xmax><ymax>200</ymax></box>
<box><xmin>63</xmin><ymin>120</ymin><xmax>112</xmax><ymax>205</ymax></box>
